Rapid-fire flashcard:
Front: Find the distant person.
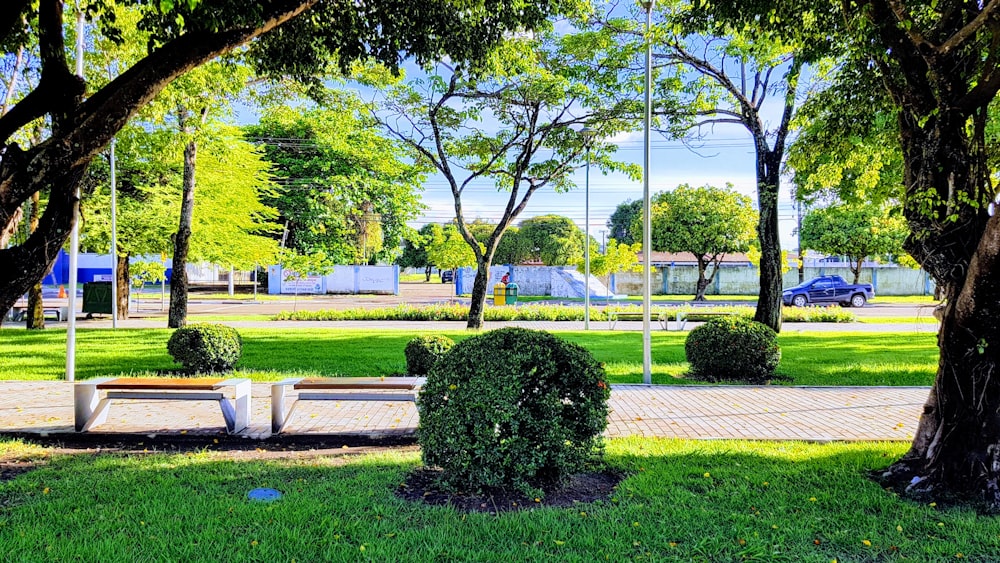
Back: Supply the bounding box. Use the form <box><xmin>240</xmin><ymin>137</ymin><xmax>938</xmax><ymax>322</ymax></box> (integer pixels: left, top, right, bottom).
<box><xmin>500</xmin><ymin>273</ymin><xmax>510</xmax><ymax>285</ymax></box>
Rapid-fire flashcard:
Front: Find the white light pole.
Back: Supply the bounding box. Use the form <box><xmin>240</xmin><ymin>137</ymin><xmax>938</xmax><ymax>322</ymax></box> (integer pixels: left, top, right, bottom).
<box><xmin>641</xmin><ymin>0</ymin><xmax>655</xmax><ymax>384</ymax></box>
<box><xmin>110</xmin><ymin>137</ymin><xmax>118</xmax><ymax>329</ymax></box>
<box><xmin>66</xmin><ymin>8</ymin><xmax>85</xmax><ymax>381</ymax></box>
<box><xmin>581</xmin><ymin>126</ymin><xmax>597</xmax><ymax>330</ymax></box>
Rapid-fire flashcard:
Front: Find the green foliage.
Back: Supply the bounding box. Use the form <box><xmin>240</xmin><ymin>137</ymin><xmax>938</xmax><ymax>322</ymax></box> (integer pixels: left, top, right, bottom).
<box><xmin>607</xmin><ymin>200</ymin><xmax>641</xmax><ymax>245</ymax></box>
<box><xmin>246</xmin><ymin>101</ymin><xmax>425</xmax><ymax>265</ymax></box>
<box><xmin>637</xmin><ymin>184</ymin><xmax>757</xmax><ymax>299</ymax></box>
<box><xmin>417</xmin><ymin>328</ymin><xmax>610</xmax><ymax>496</ymax></box>
<box><xmin>274</xmin><ymin>303</ymin><xmax>856</xmax><ymax>323</ymax></box>
<box><xmin>577</xmin><ymin>239</ymin><xmax>641</xmax><ymax>277</ymax></box>
<box><xmin>685</xmin><ymin>317</ymin><xmax>781</xmax><ymax>383</ymax></box>
<box><xmin>644</xmin><ymin>184</ymin><xmax>757</xmax><ymax>258</ymax></box>
<box><xmin>468</xmin><ymin>222</ymin><xmax>533</xmax><ymax>265</ymax></box>
<box><xmin>404</xmin><ymin>334</ymin><xmax>455</xmax><ymax>376</ymax></box>
<box><xmin>130</xmin><ymin>261</ymin><xmax>166</xmax><ymax>287</ymax></box>
<box><xmin>425</xmin><ymin>223</ymin><xmax>477</xmax><ymax>271</ymax></box>
<box><xmin>166</xmin><ymin>323</ymin><xmax>243</xmax><ymax>373</ymax></box>
<box><xmin>519</xmin><ymin>214</ymin><xmax>585</xmax><ymax>266</ymax></box>
<box><xmin>371</xmin><ymin>31</ymin><xmax>639</xmax><ymax>326</ymax></box>
<box><xmin>800</xmin><ymin>203</ymin><xmax>909</xmax><ymax>282</ymax></box>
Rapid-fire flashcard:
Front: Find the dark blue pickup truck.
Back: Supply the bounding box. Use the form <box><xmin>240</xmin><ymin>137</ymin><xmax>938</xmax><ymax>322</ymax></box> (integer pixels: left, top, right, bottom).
<box><xmin>782</xmin><ymin>275</ymin><xmax>874</xmax><ymax>307</ymax></box>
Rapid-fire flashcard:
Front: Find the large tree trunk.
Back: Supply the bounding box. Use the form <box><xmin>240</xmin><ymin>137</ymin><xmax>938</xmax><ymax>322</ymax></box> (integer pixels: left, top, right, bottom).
<box><xmin>753</xmin><ymin>153</ymin><xmax>783</xmax><ymax>332</ymax></box>
<box><xmin>168</xmin><ymin>122</ymin><xmax>198</xmax><ymax>329</ymax></box>
<box><xmin>882</xmin><ymin>214</ymin><xmax>1000</xmax><ymax>507</ymax></box>
<box><xmin>879</xmin><ymin>102</ymin><xmax>1000</xmax><ymax>507</ymax></box>
<box><xmin>116</xmin><ymin>253</ymin><xmax>130</xmax><ymax>319</ymax></box>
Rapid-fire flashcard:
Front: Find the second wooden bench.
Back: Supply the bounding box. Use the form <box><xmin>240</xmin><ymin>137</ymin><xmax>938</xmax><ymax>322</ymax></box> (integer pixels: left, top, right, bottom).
<box><xmin>271</xmin><ymin>377</ymin><xmax>424</xmax><ymax>433</ymax></box>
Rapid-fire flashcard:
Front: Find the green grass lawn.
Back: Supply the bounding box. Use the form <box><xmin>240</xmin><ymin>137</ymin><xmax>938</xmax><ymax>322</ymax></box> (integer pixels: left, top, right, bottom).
<box><xmin>0</xmin><ymin>438</ymin><xmax>994</xmax><ymax>561</ymax></box>
<box><xmin>0</xmin><ymin>328</ymin><xmax>938</xmax><ymax>386</ymax></box>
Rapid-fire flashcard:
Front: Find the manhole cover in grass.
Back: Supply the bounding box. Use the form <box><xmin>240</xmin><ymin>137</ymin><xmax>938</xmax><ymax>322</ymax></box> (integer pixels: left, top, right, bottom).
<box><xmin>248</xmin><ymin>488</ymin><xmax>282</xmax><ymax>502</ymax></box>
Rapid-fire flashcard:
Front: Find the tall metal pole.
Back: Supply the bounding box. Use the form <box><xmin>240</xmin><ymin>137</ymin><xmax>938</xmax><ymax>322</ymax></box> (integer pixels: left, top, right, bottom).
<box><xmin>585</xmin><ymin>145</ymin><xmax>591</xmax><ymax>329</ymax></box>
<box><xmin>66</xmin><ymin>8</ymin><xmax>85</xmax><ymax>381</ymax></box>
<box><xmin>641</xmin><ymin>0</ymin><xmax>654</xmax><ymax>384</ymax></box>
<box><xmin>581</xmin><ymin>127</ymin><xmax>596</xmax><ymax>330</ymax></box>
<box><xmin>110</xmin><ymin>138</ymin><xmax>118</xmax><ymax>328</ymax></box>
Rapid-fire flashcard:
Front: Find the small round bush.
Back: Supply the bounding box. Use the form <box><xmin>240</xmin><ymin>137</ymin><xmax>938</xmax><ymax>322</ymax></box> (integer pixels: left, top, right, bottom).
<box><xmin>685</xmin><ymin>316</ymin><xmax>781</xmax><ymax>383</ymax></box>
<box><xmin>417</xmin><ymin>327</ymin><xmax>610</xmax><ymax>497</ymax></box>
<box><xmin>167</xmin><ymin>323</ymin><xmax>243</xmax><ymax>373</ymax></box>
<box><xmin>405</xmin><ymin>335</ymin><xmax>455</xmax><ymax>376</ymax></box>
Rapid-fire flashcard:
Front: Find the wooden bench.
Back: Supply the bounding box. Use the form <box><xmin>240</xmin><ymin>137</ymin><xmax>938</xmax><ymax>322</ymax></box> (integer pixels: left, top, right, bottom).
<box><xmin>74</xmin><ymin>377</ymin><xmax>251</xmax><ymax>434</ymax></box>
<box><xmin>271</xmin><ymin>377</ymin><xmax>424</xmax><ymax>434</ymax></box>
<box><xmin>7</xmin><ymin>304</ymin><xmax>69</xmax><ymax>322</ymax></box>
<box><xmin>677</xmin><ymin>310</ymin><xmax>735</xmax><ymax>330</ymax></box>
<box><xmin>608</xmin><ymin>310</ymin><xmax>689</xmax><ymax>330</ymax></box>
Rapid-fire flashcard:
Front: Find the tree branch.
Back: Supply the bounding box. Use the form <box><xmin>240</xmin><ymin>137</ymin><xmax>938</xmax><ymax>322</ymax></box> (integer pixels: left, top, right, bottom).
<box><xmin>939</xmin><ymin>0</ymin><xmax>1000</xmax><ymax>55</ymax></box>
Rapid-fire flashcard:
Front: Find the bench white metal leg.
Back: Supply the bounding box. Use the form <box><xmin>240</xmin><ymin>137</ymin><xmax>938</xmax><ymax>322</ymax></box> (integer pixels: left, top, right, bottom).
<box><xmin>74</xmin><ymin>378</ymin><xmax>252</xmax><ymax>434</ymax></box>
<box><xmin>74</xmin><ymin>377</ymin><xmax>116</xmax><ymax>431</ymax></box>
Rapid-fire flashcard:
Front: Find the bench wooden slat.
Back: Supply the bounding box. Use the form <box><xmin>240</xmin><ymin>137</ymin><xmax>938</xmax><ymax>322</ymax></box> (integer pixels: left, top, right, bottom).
<box><xmin>96</xmin><ymin>377</ymin><xmax>225</xmax><ymax>391</ymax></box>
<box><xmin>294</xmin><ymin>377</ymin><xmax>419</xmax><ymax>391</ymax></box>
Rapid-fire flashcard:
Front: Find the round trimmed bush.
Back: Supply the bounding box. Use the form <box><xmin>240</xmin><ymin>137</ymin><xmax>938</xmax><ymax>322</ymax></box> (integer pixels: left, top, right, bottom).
<box><xmin>685</xmin><ymin>316</ymin><xmax>781</xmax><ymax>383</ymax></box>
<box><xmin>417</xmin><ymin>327</ymin><xmax>610</xmax><ymax>497</ymax></box>
<box><xmin>167</xmin><ymin>323</ymin><xmax>243</xmax><ymax>373</ymax></box>
<box><xmin>404</xmin><ymin>335</ymin><xmax>455</xmax><ymax>376</ymax></box>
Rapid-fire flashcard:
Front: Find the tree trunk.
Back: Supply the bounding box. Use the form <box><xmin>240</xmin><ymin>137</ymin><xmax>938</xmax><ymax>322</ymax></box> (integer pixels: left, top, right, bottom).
<box><xmin>116</xmin><ymin>253</ymin><xmax>130</xmax><ymax>319</ymax></box>
<box><xmin>877</xmin><ymin>100</ymin><xmax>1000</xmax><ymax>506</ymax></box>
<box><xmin>753</xmin><ymin>153</ymin><xmax>783</xmax><ymax>332</ymax></box>
<box><xmin>25</xmin><ymin>281</ymin><xmax>43</xmax><ymax>329</ymax></box>
<box><xmin>881</xmin><ymin>214</ymin><xmax>1000</xmax><ymax>507</ymax></box>
<box><xmin>466</xmin><ymin>259</ymin><xmax>492</xmax><ymax>329</ymax></box>
<box><xmin>693</xmin><ymin>259</ymin><xmax>710</xmax><ymax>301</ymax></box>
<box><xmin>168</xmin><ymin>125</ymin><xmax>198</xmax><ymax>329</ymax></box>
<box><xmin>851</xmin><ymin>257</ymin><xmax>862</xmax><ymax>285</ymax></box>
<box><xmin>24</xmin><ymin>191</ymin><xmax>44</xmax><ymax>329</ymax></box>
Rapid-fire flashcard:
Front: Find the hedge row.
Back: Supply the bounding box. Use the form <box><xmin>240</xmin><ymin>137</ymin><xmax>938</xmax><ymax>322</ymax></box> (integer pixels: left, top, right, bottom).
<box><xmin>274</xmin><ymin>303</ymin><xmax>855</xmax><ymax>323</ymax></box>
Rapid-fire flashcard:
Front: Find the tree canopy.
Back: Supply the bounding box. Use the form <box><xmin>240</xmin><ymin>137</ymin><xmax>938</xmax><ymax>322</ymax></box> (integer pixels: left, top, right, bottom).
<box><xmin>519</xmin><ymin>214</ymin><xmax>586</xmax><ymax>266</ymax></box>
<box><xmin>800</xmin><ymin>203</ymin><xmax>909</xmax><ymax>284</ymax></box>
<box><xmin>640</xmin><ymin>184</ymin><xmax>757</xmax><ymax>300</ymax></box>
<box><xmin>0</xmin><ymin>0</ymin><xmax>573</xmax><ymax>318</ymax></box>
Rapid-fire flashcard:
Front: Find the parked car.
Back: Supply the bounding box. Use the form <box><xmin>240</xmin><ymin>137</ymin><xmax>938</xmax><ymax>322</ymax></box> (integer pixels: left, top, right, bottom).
<box><xmin>440</xmin><ymin>269</ymin><xmax>454</xmax><ymax>283</ymax></box>
<box><xmin>782</xmin><ymin>275</ymin><xmax>874</xmax><ymax>307</ymax></box>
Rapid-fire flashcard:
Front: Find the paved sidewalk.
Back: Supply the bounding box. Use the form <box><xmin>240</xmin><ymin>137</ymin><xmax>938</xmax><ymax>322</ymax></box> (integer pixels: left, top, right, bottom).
<box><xmin>0</xmin><ymin>381</ymin><xmax>927</xmax><ymax>442</ymax></box>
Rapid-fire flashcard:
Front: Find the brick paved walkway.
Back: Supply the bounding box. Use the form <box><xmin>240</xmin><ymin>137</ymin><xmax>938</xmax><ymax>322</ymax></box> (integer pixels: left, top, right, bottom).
<box><xmin>0</xmin><ymin>381</ymin><xmax>927</xmax><ymax>442</ymax></box>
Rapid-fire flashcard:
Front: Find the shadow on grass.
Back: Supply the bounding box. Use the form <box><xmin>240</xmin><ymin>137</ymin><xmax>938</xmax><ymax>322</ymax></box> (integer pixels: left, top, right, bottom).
<box><xmin>1</xmin><ymin>440</ymin><xmax>994</xmax><ymax>561</ymax></box>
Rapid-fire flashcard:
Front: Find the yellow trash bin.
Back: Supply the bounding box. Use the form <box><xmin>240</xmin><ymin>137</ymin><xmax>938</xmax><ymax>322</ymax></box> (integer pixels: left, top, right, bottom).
<box><xmin>493</xmin><ymin>283</ymin><xmax>506</xmax><ymax>306</ymax></box>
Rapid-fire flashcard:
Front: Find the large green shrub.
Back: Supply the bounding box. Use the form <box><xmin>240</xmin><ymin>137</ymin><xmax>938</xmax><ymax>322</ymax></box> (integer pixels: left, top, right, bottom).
<box><xmin>167</xmin><ymin>323</ymin><xmax>243</xmax><ymax>373</ymax></box>
<box><xmin>405</xmin><ymin>335</ymin><xmax>455</xmax><ymax>376</ymax></box>
<box><xmin>417</xmin><ymin>327</ymin><xmax>610</xmax><ymax>497</ymax></box>
<box><xmin>685</xmin><ymin>316</ymin><xmax>781</xmax><ymax>383</ymax></box>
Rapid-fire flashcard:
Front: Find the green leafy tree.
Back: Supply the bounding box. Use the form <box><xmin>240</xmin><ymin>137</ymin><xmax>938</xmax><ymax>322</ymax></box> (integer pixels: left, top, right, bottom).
<box><xmin>397</xmin><ymin>223</ymin><xmax>434</xmax><ymax>280</ymax></box>
<box><xmin>425</xmin><ymin>223</ymin><xmax>477</xmax><ymax>275</ymax></box>
<box><xmin>373</xmin><ymin>33</ymin><xmax>637</xmax><ymax>328</ymax></box>
<box><xmin>639</xmin><ymin>184</ymin><xmax>757</xmax><ymax>301</ymax></box>
<box><xmin>577</xmin><ymin>238</ymin><xmax>641</xmax><ymax>278</ymax></box>
<box><xmin>0</xmin><ymin>0</ymin><xmax>569</xmax><ymax>323</ymax></box>
<box><xmin>582</xmin><ymin>2</ymin><xmax>841</xmax><ymax>331</ymax></box>
<box><xmin>800</xmin><ymin>204</ymin><xmax>908</xmax><ymax>284</ymax></box>
<box><xmin>706</xmin><ymin>0</ymin><xmax>1000</xmax><ymax>508</ymax></box>
<box><xmin>468</xmin><ymin>221</ymin><xmax>532</xmax><ymax>265</ymax></box>
<box><xmin>246</xmin><ymin>100</ymin><xmax>425</xmax><ymax>265</ymax></box>
<box><xmin>606</xmin><ymin>199</ymin><xmax>641</xmax><ymax>245</ymax></box>
<box><xmin>519</xmin><ymin>214</ymin><xmax>586</xmax><ymax>266</ymax></box>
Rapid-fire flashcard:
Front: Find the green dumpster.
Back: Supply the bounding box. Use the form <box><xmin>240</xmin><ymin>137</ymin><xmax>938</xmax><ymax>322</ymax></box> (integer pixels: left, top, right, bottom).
<box><xmin>82</xmin><ymin>281</ymin><xmax>113</xmax><ymax>315</ymax></box>
<box><xmin>504</xmin><ymin>282</ymin><xmax>518</xmax><ymax>305</ymax></box>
